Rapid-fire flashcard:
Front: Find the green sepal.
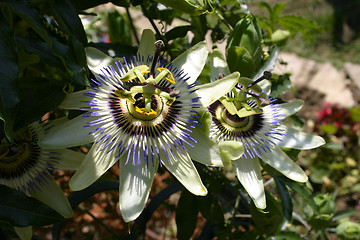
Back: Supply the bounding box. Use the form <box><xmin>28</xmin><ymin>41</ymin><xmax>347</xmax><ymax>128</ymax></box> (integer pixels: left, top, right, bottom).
<box><xmin>219</xmin><ymin>97</ymin><xmax>237</xmax><ymax>115</ymax></box>
<box><xmin>120</xmin><ymin>65</ymin><xmax>149</xmax><ymax>82</ymax></box>
<box><xmin>236</xmin><ymin>107</ymin><xmax>263</xmax><ymax>118</ymax></box>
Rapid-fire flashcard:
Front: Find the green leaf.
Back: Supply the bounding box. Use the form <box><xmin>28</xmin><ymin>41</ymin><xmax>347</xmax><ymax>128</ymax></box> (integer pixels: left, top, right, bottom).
<box><xmin>309</xmin><ymin>165</ymin><xmax>331</xmax><ymax>184</ymax></box>
<box><xmin>165</xmin><ymin>25</ymin><xmax>195</xmax><ymax>41</ymax></box>
<box><xmin>15</xmin><ymin>76</ymin><xmax>66</xmax><ymax>131</ymax></box>
<box><xmin>279</xmin><ymin>176</ymin><xmax>320</xmax><ymax>215</ymax></box>
<box><xmin>5</xmin><ymin>0</ymin><xmax>88</xmax><ymax>85</ymax></box>
<box><xmin>271</xmin><ymin>2</ymin><xmax>287</xmax><ymax>21</ymax></box>
<box><xmin>0</xmin><ymin>10</ymin><xmax>19</xmax><ymax>141</ymax></box>
<box><xmin>48</xmin><ymin>0</ymin><xmax>88</xmax><ymax>68</ymax></box>
<box><xmin>278</xmin><ymin>15</ymin><xmax>322</xmax><ymax>42</ymax></box>
<box><xmin>226</xmin><ymin>15</ymin><xmax>262</xmax><ymax>77</ymax></box>
<box><xmin>108</xmin><ymin>10</ymin><xmax>132</xmax><ymax>45</ymax></box>
<box><xmin>332</xmin><ymin>209</ymin><xmax>357</xmax><ymax>222</ymax></box>
<box><xmin>349</xmin><ymin>106</ymin><xmax>360</xmax><ymax>122</ymax></box>
<box><xmin>258</xmin><ymin>2</ymin><xmax>272</xmax><ymax>16</ymax></box>
<box><xmin>15</xmin><ymin>35</ymin><xmax>64</xmax><ymax>69</ymax></box>
<box><xmin>49</xmin><ymin>0</ymin><xmax>87</xmax><ymax>44</ymax></box>
<box><xmin>198</xmin><ymin>193</ymin><xmax>224</xmax><ymax>226</ymax></box>
<box><xmin>274</xmin><ymin>176</ymin><xmax>293</xmax><ymax>221</ymax></box>
<box><xmin>226</xmin><ymin>46</ymin><xmax>255</xmax><ymax>77</ymax></box>
<box><xmin>253</xmin><ymin>45</ymin><xmax>278</xmax><ymax>80</ymax></box>
<box><xmin>0</xmin><ymin>185</ymin><xmax>65</xmax><ymax>227</ymax></box>
<box><xmin>176</xmin><ymin>190</ymin><xmax>199</xmax><ymax>240</ymax></box>
<box><xmin>270</xmin><ymin>73</ymin><xmax>291</xmax><ymax>98</ymax></box>
<box><xmin>250</xmin><ymin>192</ymin><xmax>284</xmax><ymax>235</ymax></box>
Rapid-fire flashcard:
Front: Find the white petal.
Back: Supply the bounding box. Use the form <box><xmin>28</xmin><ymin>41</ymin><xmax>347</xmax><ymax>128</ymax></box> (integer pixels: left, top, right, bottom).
<box><xmin>260</xmin><ymin>146</ymin><xmax>308</xmax><ymax>182</ymax></box>
<box><xmin>14</xmin><ymin>226</ymin><xmax>32</xmax><ymax>240</ymax></box>
<box><xmin>119</xmin><ymin>155</ymin><xmax>158</xmax><ymax>222</ymax></box>
<box><xmin>170</xmin><ymin>41</ymin><xmax>208</xmax><ymax>85</ymax></box>
<box><xmin>31</xmin><ymin>178</ymin><xmax>73</xmax><ymax>218</ymax></box>
<box><xmin>197</xmin><ymin>72</ymin><xmax>240</xmax><ymax>107</ymax></box>
<box><xmin>137</xmin><ymin>29</ymin><xmax>156</xmax><ymax>58</ymax></box>
<box><xmin>277</xmin><ymin>99</ymin><xmax>304</xmax><ymax>118</ymax></box>
<box><xmin>86</xmin><ymin>47</ymin><xmax>121</xmax><ymax>74</ymax></box>
<box><xmin>59</xmin><ymin>90</ymin><xmax>91</xmax><ymax>110</ymax></box>
<box><xmin>51</xmin><ymin>149</ymin><xmax>85</xmax><ymax>170</ymax></box>
<box><xmin>233</xmin><ymin>157</ymin><xmax>266</xmax><ymax>209</ymax></box>
<box><xmin>69</xmin><ymin>142</ymin><xmax>119</xmax><ymax>191</ymax></box>
<box><xmin>160</xmin><ymin>149</ymin><xmax>207</xmax><ymax>196</ymax></box>
<box><xmin>277</xmin><ymin>125</ymin><xmax>326</xmax><ymax>150</ymax></box>
<box><xmin>210</xmin><ymin>49</ymin><xmax>230</xmax><ymax>80</ymax></box>
<box><xmin>188</xmin><ymin>112</ymin><xmax>224</xmax><ymax>166</ymax></box>
<box><xmin>39</xmin><ymin>114</ymin><xmax>97</xmax><ymax>149</ymax></box>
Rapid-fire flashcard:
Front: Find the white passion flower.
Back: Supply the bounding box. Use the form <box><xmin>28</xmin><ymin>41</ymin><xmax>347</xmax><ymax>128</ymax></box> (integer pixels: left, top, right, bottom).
<box><xmin>195</xmin><ymin>50</ymin><xmax>325</xmax><ymax>209</ymax></box>
<box><xmin>0</xmin><ymin>120</ymin><xmax>85</xmax><ymax>240</ymax></box>
<box><xmin>39</xmin><ymin>30</ymin><xmax>240</xmax><ymax>222</ymax></box>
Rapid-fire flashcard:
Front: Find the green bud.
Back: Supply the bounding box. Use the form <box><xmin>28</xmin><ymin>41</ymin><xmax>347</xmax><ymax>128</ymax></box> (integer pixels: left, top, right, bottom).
<box><xmin>271</xmin><ymin>29</ymin><xmax>291</xmax><ymax>46</ymax></box>
<box><xmin>307</xmin><ymin>194</ymin><xmax>337</xmax><ymax>230</ymax></box>
<box><xmin>315</xmin><ymin>194</ymin><xmax>337</xmax><ymax>215</ymax></box>
<box><xmin>154</xmin><ymin>0</ymin><xmax>214</xmax><ymax>15</ymax></box>
<box><xmin>336</xmin><ymin>221</ymin><xmax>360</xmax><ymax>240</ymax></box>
<box><xmin>226</xmin><ymin>15</ymin><xmax>262</xmax><ymax>77</ymax></box>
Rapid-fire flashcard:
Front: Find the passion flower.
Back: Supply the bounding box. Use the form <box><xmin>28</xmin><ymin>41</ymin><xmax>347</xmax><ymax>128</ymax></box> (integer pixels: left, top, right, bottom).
<box><xmin>39</xmin><ymin>29</ymin><xmax>239</xmax><ymax>222</ymax></box>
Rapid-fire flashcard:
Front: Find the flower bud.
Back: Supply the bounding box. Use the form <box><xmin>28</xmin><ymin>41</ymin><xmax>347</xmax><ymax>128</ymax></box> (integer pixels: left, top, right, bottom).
<box><xmin>271</xmin><ymin>29</ymin><xmax>291</xmax><ymax>46</ymax></box>
<box><xmin>336</xmin><ymin>221</ymin><xmax>360</xmax><ymax>240</ymax></box>
<box><xmin>226</xmin><ymin>15</ymin><xmax>262</xmax><ymax>77</ymax></box>
<box><xmin>306</xmin><ymin>194</ymin><xmax>337</xmax><ymax>230</ymax></box>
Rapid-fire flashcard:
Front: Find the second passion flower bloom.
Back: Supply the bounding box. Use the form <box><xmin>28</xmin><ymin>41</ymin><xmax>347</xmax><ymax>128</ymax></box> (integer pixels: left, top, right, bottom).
<box><xmin>192</xmin><ymin>50</ymin><xmax>326</xmax><ymax>209</ymax></box>
<box><xmin>39</xmin><ymin>29</ymin><xmax>239</xmax><ymax>222</ymax></box>
<box><xmin>0</xmin><ymin>120</ymin><xmax>84</xmax><ymax>240</ymax></box>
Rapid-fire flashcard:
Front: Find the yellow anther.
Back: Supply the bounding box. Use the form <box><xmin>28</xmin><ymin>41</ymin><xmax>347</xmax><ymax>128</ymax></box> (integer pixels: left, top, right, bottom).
<box><xmin>135</xmin><ymin>106</ymin><xmax>157</xmax><ymax>116</ymax></box>
<box><xmin>157</xmin><ymin>68</ymin><xmax>175</xmax><ymax>84</ymax></box>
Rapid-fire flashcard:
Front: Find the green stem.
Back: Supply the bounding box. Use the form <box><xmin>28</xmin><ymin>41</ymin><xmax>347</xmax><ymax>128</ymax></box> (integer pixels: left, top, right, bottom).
<box><xmin>78</xmin><ymin>205</ymin><xmax>120</xmax><ymax>238</ymax></box>
<box><xmin>125</xmin><ymin>7</ymin><xmax>140</xmax><ymax>45</ymax></box>
<box><xmin>140</xmin><ymin>4</ymin><xmax>174</xmax><ymax>59</ymax></box>
<box><xmin>213</xmin><ymin>9</ymin><xmax>233</xmax><ymax>30</ymax></box>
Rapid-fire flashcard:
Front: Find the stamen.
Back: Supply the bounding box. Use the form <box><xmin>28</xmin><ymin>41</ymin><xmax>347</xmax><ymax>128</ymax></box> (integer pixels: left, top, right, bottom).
<box><xmin>246</xmin><ymin>71</ymin><xmax>272</xmax><ymax>89</ymax></box>
<box><xmin>150</xmin><ymin>40</ymin><xmax>165</xmax><ymax>77</ymax></box>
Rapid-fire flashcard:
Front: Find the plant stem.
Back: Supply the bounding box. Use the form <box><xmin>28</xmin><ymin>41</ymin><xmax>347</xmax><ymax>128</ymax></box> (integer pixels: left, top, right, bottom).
<box><xmin>125</xmin><ymin>7</ymin><xmax>140</xmax><ymax>45</ymax></box>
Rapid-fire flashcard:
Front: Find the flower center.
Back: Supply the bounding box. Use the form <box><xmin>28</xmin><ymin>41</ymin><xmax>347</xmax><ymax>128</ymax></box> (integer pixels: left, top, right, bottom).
<box><xmin>127</xmin><ymin>93</ymin><xmax>164</xmax><ymax>121</ymax></box>
<box><xmin>0</xmin><ymin>125</ymin><xmax>57</xmax><ymax>194</ymax></box>
<box><xmin>222</xmin><ymin>109</ymin><xmax>251</xmax><ymax>128</ymax></box>
<box><xmin>209</xmin><ymin>100</ymin><xmax>264</xmax><ymax>142</ymax></box>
